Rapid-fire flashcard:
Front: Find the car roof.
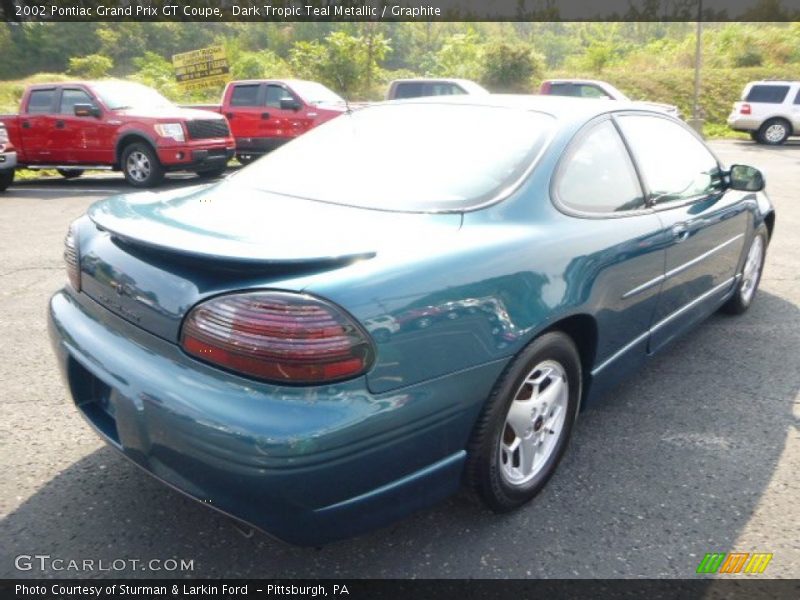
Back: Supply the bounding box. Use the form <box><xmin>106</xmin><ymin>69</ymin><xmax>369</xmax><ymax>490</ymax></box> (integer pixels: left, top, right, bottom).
<box><xmin>543</xmin><ymin>78</ymin><xmax>610</xmax><ymax>86</ymax></box>
<box><xmin>386</xmin><ymin>94</ymin><xmax>655</xmax><ymax>121</ymax></box>
<box><xmin>390</xmin><ymin>78</ymin><xmax>479</xmax><ymax>85</ymax></box>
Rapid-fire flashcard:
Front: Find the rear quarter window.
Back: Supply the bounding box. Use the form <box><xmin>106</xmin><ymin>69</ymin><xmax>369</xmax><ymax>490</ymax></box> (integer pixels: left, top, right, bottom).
<box><xmin>745</xmin><ymin>85</ymin><xmax>790</xmax><ymax>103</ymax></box>
<box><xmin>27</xmin><ymin>89</ymin><xmax>56</xmax><ymax>114</ymax></box>
<box><xmin>230</xmin><ymin>85</ymin><xmax>260</xmax><ymax>107</ymax></box>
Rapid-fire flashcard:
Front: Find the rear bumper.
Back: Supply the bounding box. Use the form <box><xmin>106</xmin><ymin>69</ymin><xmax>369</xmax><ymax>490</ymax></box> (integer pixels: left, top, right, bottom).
<box><xmin>0</xmin><ymin>150</ymin><xmax>17</xmax><ymax>170</ymax></box>
<box><xmin>48</xmin><ymin>289</ymin><xmax>500</xmax><ymax>545</ymax></box>
<box><xmin>727</xmin><ymin>114</ymin><xmax>761</xmax><ymax>132</ymax></box>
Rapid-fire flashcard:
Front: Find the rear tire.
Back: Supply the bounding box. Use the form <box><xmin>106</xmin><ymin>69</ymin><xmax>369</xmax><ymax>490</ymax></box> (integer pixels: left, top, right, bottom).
<box><xmin>122</xmin><ymin>142</ymin><xmax>164</xmax><ymax>188</ymax></box>
<box><xmin>720</xmin><ymin>228</ymin><xmax>768</xmax><ymax>315</ymax></box>
<box><xmin>236</xmin><ymin>154</ymin><xmax>255</xmax><ymax>165</ymax></box>
<box><xmin>757</xmin><ymin>118</ymin><xmax>791</xmax><ymax>145</ymax></box>
<box><xmin>467</xmin><ymin>331</ymin><xmax>581</xmax><ymax>512</ymax></box>
<box><xmin>0</xmin><ymin>169</ymin><xmax>13</xmax><ymax>192</ymax></box>
<box><xmin>195</xmin><ymin>166</ymin><xmax>227</xmax><ymax>179</ymax></box>
<box><xmin>57</xmin><ymin>168</ymin><xmax>83</xmax><ymax>179</ymax></box>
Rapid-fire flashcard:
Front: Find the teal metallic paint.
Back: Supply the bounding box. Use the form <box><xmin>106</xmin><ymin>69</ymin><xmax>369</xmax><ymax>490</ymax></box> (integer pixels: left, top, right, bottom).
<box><xmin>48</xmin><ymin>97</ymin><xmax>775</xmax><ymax>544</ymax></box>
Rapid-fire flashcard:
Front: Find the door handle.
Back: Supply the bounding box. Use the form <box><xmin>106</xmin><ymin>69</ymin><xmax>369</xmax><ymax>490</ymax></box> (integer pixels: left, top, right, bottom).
<box><xmin>671</xmin><ymin>223</ymin><xmax>690</xmax><ymax>243</ymax></box>
<box><xmin>22</xmin><ymin>121</ymin><xmax>30</xmax><ymax>129</ymax></box>
<box><xmin>55</xmin><ymin>120</ymin><xmax>65</xmax><ymax>129</ymax></box>
<box><xmin>261</xmin><ymin>112</ymin><xmax>270</xmax><ymax>120</ymax></box>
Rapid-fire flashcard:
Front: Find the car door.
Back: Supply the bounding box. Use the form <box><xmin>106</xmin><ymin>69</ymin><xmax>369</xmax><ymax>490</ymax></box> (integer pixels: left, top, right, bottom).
<box><xmin>553</xmin><ymin>117</ymin><xmax>666</xmax><ymax>389</ymax></box>
<box><xmin>20</xmin><ymin>88</ymin><xmax>58</xmax><ymax>163</ymax></box>
<box><xmin>53</xmin><ymin>87</ymin><xmax>107</xmax><ymax>164</ymax></box>
<box><xmin>616</xmin><ymin>114</ymin><xmax>750</xmax><ymax>353</ymax></box>
<box><xmin>263</xmin><ymin>83</ymin><xmax>304</xmax><ymax>142</ymax></box>
<box><xmin>224</xmin><ymin>83</ymin><xmax>266</xmax><ymax>147</ymax></box>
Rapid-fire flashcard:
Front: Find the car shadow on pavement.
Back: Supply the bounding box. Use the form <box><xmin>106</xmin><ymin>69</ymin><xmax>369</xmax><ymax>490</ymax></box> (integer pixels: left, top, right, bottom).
<box><xmin>2</xmin><ymin>291</ymin><xmax>798</xmax><ymax>578</ymax></box>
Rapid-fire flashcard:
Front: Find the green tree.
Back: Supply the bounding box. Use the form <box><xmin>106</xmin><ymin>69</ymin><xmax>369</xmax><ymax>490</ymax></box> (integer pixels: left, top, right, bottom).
<box><xmin>481</xmin><ymin>41</ymin><xmax>544</xmax><ymax>92</ymax></box>
<box><xmin>430</xmin><ymin>29</ymin><xmax>484</xmax><ymax>79</ymax></box>
<box><xmin>67</xmin><ymin>54</ymin><xmax>113</xmax><ymax>79</ymax></box>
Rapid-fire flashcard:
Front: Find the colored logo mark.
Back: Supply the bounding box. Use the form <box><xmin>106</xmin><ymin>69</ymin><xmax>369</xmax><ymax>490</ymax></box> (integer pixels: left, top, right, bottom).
<box><xmin>696</xmin><ymin>552</ymin><xmax>773</xmax><ymax>574</ymax></box>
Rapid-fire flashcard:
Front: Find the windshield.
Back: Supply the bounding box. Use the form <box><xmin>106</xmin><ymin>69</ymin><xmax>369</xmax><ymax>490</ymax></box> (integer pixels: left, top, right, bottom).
<box><xmin>290</xmin><ymin>81</ymin><xmax>344</xmax><ymax>105</ymax></box>
<box><xmin>92</xmin><ymin>82</ymin><xmax>174</xmax><ymax>110</ymax></box>
<box><xmin>234</xmin><ymin>103</ymin><xmax>554</xmax><ymax>212</ymax></box>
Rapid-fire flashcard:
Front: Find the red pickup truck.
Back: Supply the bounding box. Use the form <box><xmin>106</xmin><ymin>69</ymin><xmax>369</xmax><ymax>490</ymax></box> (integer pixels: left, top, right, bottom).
<box><xmin>193</xmin><ymin>80</ymin><xmax>349</xmax><ymax>164</ymax></box>
<box><xmin>0</xmin><ymin>81</ymin><xmax>235</xmax><ymax>187</ymax></box>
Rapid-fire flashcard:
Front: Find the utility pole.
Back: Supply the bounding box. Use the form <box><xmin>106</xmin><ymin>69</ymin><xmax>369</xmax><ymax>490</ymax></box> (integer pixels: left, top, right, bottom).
<box><xmin>690</xmin><ymin>0</ymin><xmax>704</xmax><ymax>134</ymax></box>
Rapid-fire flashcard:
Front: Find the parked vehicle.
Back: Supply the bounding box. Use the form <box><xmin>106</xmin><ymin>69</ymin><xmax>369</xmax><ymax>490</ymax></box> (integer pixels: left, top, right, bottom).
<box><xmin>191</xmin><ymin>80</ymin><xmax>350</xmax><ymax>164</ymax></box>
<box><xmin>540</xmin><ymin>79</ymin><xmax>681</xmax><ymax>118</ymax></box>
<box><xmin>0</xmin><ymin>123</ymin><xmax>15</xmax><ymax>192</ymax></box>
<box><xmin>386</xmin><ymin>78</ymin><xmax>490</xmax><ymax>100</ymax></box>
<box><xmin>49</xmin><ymin>96</ymin><xmax>774</xmax><ymax>545</ymax></box>
<box><xmin>727</xmin><ymin>80</ymin><xmax>800</xmax><ymax>145</ymax></box>
<box><xmin>0</xmin><ymin>81</ymin><xmax>235</xmax><ymax>187</ymax></box>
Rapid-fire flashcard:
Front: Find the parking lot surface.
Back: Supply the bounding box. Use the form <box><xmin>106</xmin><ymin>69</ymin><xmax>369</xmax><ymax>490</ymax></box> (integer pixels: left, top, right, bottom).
<box><xmin>1</xmin><ymin>141</ymin><xmax>798</xmax><ymax>578</ymax></box>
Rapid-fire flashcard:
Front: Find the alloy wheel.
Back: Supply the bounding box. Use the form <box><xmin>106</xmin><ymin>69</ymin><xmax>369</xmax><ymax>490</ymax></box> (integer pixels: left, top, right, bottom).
<box><xmin>740</xmin><ymin>235</ymin><xmax>764</xmax><ymax>305</ymax></box>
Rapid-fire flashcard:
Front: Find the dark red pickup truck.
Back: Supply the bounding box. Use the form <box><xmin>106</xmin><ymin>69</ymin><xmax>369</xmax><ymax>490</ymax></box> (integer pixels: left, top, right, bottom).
<box><xmin>0</xmin><ymin>81</ymin><xmax>235</xmax><ymax>187</ymax></box>
<box><xmin>193</xmin><ymin>79</ymin><xmax>349</xmax><ymax>164</ymax></box>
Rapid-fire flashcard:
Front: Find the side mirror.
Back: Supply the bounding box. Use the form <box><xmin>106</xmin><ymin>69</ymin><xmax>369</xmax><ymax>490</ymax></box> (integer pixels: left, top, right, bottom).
<box><xmin>279</xmin><ymin>98</ymin><xmax>302</xmax><ymax>112</ymax></box>
<box><xmin>728</xmin><ymin>164</ymin><xmax>765</xmax><ymax>192</ymax></box>
<box><xmin>74</xmin><ymin>103</ymin><xmax>101</xmax><ymax>118</ymax></box>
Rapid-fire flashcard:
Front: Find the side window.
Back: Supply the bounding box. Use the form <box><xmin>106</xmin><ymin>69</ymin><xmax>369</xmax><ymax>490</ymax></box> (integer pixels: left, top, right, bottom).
<box><xmin>265</xmin><ymin>85</ymin><xmax>293</xmax><ymax>108</ymax></box>
<box><xmin>27</xmin><ymin>89</ymin><xmax>56</xmax><ymax>114</ymax></box>
<box><xmin>394</xmin><ymin>83</ymin><xmax>422</xmax><ymax>98</ymax></box>
<box><xmin>577</xmin><ymin>85</ymin><xmax>609</xmax><ymax>99</ymax></box>
<box><xmin>745</xmin><ymin>85</ymin><xmax>789</xmax><ymax>103</ymax></box>
<box><xmin>230</xmin><ymin>85</ymin><xmax>260</xmax><ymax>107</ymax></box>
<box><xmin>556</xmin><ymin>120</ymin><xmax>645</xmax><ymax>214</ymax></box>
<box><xmin>549</xmin><ymin>83</ymin><xmax>576</xmax><ymax>97</ymax></box>
<box><xmin>429</xmin><ymin>83</ymin><xmax>465</xmax><ymax>96</ymax></box>
<box><xmin>59</xmin><ymin>89</ymin><xmax>93</xmax><ymax>114</ymax></box>
<box><xmin>617</xmin><ymin>115</ymin><xmax>723</xmax><ymax>205</ymax></box>
<box><xmin>794</xmin><ymin>88</ymin><xmax>800</xmax><ymax>105</ymax></box>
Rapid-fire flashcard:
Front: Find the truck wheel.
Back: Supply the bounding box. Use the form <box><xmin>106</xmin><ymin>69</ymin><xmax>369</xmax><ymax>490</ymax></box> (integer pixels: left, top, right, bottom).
<box><xmin>236</xmin><ymin>154</ymin><xmax>255</xmax><ymax>165</ymax></box>
<box><xmin>195</xmin><ymin>166</ymin><xmax>227</xmax><ymax>179</ymax></box>
<box><xmin>57</xmin><ymin>169</ymin><xmax>83</xmax><ymax>179</ymax></box>
<box><xmin>0</xmin><ymin>169</ymin><xmax>13</xmax><ymax>192</ymax></box>
<box><xmin>757</xmin><ymin>118</ymin><xmax>791</xmax><ymax>145</ymax></box>
<box><xmin>122</xmin><ymin>143</ymin><xmax>164</xmax><ymax>188</ymax></box>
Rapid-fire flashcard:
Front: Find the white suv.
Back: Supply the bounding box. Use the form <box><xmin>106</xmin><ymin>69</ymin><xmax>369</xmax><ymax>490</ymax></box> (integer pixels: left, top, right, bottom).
<box><xmin>728</xmin><ymin>80</ymin><xmax>800</xmax><ymax>145</ymax></box>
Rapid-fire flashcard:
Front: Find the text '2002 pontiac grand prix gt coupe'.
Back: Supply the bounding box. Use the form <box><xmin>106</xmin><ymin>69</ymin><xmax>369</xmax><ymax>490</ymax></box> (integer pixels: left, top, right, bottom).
<box><xmin>49</xmin><ymin>96</ymin><xmax>775</xmax><ymax>545</ymax></box>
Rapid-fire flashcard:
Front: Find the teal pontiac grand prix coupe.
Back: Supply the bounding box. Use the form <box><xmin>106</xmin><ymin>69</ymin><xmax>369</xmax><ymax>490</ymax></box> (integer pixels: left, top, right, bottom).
<box><xmin>49</xmin><ymin>96</ymin><xmax>775</xmax><ymax>545</ymax></box>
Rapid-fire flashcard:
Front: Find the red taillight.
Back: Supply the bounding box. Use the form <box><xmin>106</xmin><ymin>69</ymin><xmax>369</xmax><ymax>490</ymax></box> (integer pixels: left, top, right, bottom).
<box><xmin>181</xmin><ymin>291</ymin><xmax>374</xmax><ymax>384</ymax></box>
<box><xmin>740</xmin><ymin>103</ymin><xmax>752</xmax><ymax>115</ymax></box>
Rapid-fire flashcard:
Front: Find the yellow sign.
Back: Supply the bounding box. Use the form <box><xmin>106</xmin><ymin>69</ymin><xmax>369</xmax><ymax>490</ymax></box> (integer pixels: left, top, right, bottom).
<box><xmin>172</xmin><ymin>45</ymin><xmax>229</xmax><ymax>90</ymax></box>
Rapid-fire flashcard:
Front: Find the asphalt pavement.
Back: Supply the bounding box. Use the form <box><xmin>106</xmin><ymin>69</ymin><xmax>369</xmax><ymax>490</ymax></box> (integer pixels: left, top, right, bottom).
<box><xmin>1</xmin><ymin>141</ymin><xmax>798</xmax><ymax>579</ymax></box>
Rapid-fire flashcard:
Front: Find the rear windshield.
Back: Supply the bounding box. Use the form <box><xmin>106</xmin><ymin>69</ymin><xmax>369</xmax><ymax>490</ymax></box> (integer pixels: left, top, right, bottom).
<box><xmin>745</xmin><ymin>85</ymin><xmax>790</xmax><ymax>103</ymax></box>
<box><xmin>234</xmin><ymin>103</ymin><xmax>554</xmax><ymax>212</ymax></box>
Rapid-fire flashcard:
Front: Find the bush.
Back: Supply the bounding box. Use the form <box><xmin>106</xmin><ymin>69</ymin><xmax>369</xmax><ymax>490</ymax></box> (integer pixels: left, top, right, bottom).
<box><xmin>67</xmin><ymin>54</ymin><xmax>113</xmax><ymax>79</ymax></box>
<box><xmin>481</xmin><ymin>41</ymin><xmax>544</xmax><ymax>92</ymax></box>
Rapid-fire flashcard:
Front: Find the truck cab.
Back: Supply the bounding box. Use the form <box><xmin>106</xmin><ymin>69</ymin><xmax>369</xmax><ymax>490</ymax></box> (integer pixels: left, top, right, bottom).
<box><xmin>0</xmin><ymin>81</ymin><xmax>235</xmax><ymax>187</ymax></box>
<box><xmin>216</xmin><ymin>80</ymin><xmax>349</xmax><ymax>164</ymax></box>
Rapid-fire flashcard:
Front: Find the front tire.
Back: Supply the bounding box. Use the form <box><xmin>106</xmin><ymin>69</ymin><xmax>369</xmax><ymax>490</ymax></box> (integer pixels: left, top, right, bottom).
<box><xmin>0</xmin><ymin>169</ymin><xmax>13</xmax><ymax>192</ymax></box>
<box><xmin>122</xmin><ymin>143</ymin><xmax>164</xmax><ymax>188</ymax></box>
<box><xmin>757</xmin><ymin>119</ymin><xmax>791</xmax><ymax>145</ymax></box>
<box><xmin>720</xmin><ymin>228</ymin><xmax>768</xmax><ymax>315</ymax></box>
<box><xmin>236</xmin><ymin>153</ymin><xmax>255</xmax><ymax>165</ymax></box>
<box><xmin>467</xmin><ymin>331</ymin><xmax>581</xmax><ymax>512</ymax></box>
<box><xmin>57</xmin><ymin>168</ymin><xmax>83</xmax><ymax>179</ymax></box>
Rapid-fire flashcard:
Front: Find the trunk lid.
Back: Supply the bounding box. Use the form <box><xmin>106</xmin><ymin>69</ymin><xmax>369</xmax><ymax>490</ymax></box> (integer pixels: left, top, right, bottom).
<box><xmin>81</xmin><ymin>181</ymin><xmax>461</xmax><ymax>341</ymax></box>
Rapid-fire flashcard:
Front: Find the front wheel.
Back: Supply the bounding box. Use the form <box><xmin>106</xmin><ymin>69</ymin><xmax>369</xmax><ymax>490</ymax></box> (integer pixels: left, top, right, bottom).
<box><xmin>720</xmin><ymin>228</ymin><xmax>768</xmax><ymax>315</ymax></box>
<box><xmin>0</xmin><ymin>169</ymin><xmax>13</xmax><ymax>192</ymax></box>
<box><xmin>236</xmin><ymin>153</ymin><xmax>255</xmax><ymax>165</ymax></box>
<box><xmin>467</xmin><ymin>331</ymin><xmax>581</xmax><ymax>512</ymax></box>
<box><xmin>57</xmin><ymin>168</ymin><xmax>83</xmax><ymax>179</ymax></box>
<box><xmin>122</xmin><ymin>143</ymin><xmax>164</xmax><ymax>188</ymax></box>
